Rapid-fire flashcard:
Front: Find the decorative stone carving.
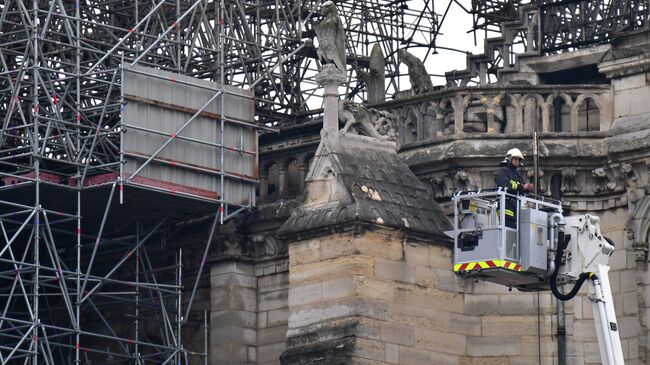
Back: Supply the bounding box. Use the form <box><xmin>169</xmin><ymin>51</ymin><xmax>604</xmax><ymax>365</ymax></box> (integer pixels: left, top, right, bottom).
<box><xmin>314</xmin><ymin>1</ymin><xmax>346</xmax><ymax>72</ymax></box>
<box><xmin>250</xmin><ymin>234</ymin><xmax>287</xmax><ymax>259</ymax></box>
<box><xmin>561</xmin><ymin>168</ymin><xmax>580</xmax><ymax>193</ymax></box>
<box><xmin>396</xmin><ymin>49</ymin><xmax>434</xmax><ymax>97</ymax></box>
<box><xmin>339</xmin><ymin>100</ymin><xmax>398</xmax><ymax>141</ymax></box>
<box><xmin>592</xmin><ymin>167</ymin><xmax>616</xmax><ymax>193</ymax></box>
<box><xmin>454</xmin><ymin>169</ymin><xmax>477</xmax><ymax>191</ymax></box>
<box><xmin>429</xmin><ymin>173</ymin><xmax>453</xmax><ymax>199</ymax></box>
<box><xmin>357</xmin><ymin>44</ymin><xmax>386</xmax><ymax>104</ymax></box>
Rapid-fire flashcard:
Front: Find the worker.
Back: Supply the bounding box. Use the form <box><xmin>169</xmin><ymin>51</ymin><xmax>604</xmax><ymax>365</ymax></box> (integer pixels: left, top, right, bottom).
<box><xmin>496</xmin><ymin>148</ymin><xmax>533</xmax><ymax>228</ymax></box>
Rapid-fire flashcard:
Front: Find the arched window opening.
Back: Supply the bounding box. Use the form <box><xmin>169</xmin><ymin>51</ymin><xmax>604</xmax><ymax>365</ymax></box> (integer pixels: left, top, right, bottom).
<box><xmin>578</xmin><ymin>98</ymin><xmax>600</xmax><ymax>131</ymax></box>
<box><xmin>551</xmin><ymin>97</ymin><xmax>571</xmax><ymax>132</ymax></box>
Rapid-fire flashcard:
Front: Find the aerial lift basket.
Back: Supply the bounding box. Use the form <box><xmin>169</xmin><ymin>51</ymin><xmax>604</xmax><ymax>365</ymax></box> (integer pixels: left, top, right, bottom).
<box><xmin>446</xmin><ymin>189</ymin><xmax>562</xmax><ymax>290</ymax></box>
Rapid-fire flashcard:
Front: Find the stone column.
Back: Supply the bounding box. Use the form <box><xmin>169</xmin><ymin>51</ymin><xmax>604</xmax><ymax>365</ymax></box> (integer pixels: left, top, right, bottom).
<box><xmin>259</xmin><ymin>173</ymin><xmax>268</xmax><ymax>202</ymax></box>
<box><xmin>210</xmin><ymin>260</ymin><xmax>257</xmax><ymax>365</ymax></box>
<box><xmin>315</xmin><ymin>64</ymin><xmax>346</xmax><ymax>148</ymax></box>
<box><xmin>298</xmin><ymin>161</ymin><xmax>308</xmax><ymax>191</ymax></box>
<box><xmin>278</xmin><ymin>165</ymin><xmax>289</xmax><ymax>198</ymax></box>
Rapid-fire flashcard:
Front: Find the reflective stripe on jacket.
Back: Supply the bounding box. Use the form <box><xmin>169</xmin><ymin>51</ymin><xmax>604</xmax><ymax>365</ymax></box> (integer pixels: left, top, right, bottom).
<box><xmin>495</xmin><ymin>163</ymin><xmax>526</xmax><ymax>194</ymax></box>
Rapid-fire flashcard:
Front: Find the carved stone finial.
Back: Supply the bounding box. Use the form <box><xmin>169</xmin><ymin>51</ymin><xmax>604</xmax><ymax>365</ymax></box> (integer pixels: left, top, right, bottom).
<box><xmin>357</xmin><ymin>44</ymin><xmax>386</xmax><ymax>104</ymax></box>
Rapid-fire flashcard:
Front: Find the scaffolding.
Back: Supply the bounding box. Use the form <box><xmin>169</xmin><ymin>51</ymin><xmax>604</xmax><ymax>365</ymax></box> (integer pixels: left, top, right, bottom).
<box><xmin>0</xmin><ymin>0</ymin><xmax>447</xmax><ymax>363</ymax></box>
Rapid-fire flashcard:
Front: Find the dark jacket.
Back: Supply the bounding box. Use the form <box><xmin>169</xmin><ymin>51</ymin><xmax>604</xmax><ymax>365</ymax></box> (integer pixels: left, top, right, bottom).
<box><xmin>496</xmin><ymin>163</ymin><xmax>526</xmax><ymax>194</ymax></box>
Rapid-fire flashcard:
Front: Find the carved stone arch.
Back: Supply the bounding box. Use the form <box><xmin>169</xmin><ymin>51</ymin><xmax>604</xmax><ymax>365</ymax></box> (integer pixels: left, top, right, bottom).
<box><xmin>402</xmin><ymin>105</ymin><xmax>420</xmax><ymax>145</ymax></box>
<box><xmin>260</xmin><ymin>159</ymin><xmax>280</xmax><ymax>201</ymax></box>
<box><xmin>573</xmin><ymin>93</ymin><xmax>602</xmax><ymax>132</ymax></box>
<box><xmin>520</xmin><ymin>93</ymin><xmax>545</xmax><ymax>132</ymax></box>
<box><xmin>546</xmin><ymin>93</ymin><xmax>573</xmax><ymax>132</ymax></box>
<box><xmin>498</xmin><ymin>93</ymin><xmax>521</xmax><ymax>133</ymax></box>
<box><xmin>463</xmin><ymin>94</ymin><xmax>488</xmax><ymax>133</ymax></box>
<box><xmin>260</xmin><ymin>159</ymin><xmax>277</xmax><ymax>177</ymax></box>
<box><xmin>419</xmin><ymin>101</ymin><xmax>442</xmax><ymax>139</ymax></box>
<box><xmin>438</xmin><ymin>97</ymin><xmax>456</xmax><ymax>135</ymax></box>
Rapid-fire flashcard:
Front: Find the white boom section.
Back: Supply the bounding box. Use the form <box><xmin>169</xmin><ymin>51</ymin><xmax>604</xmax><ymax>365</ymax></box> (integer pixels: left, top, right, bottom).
<box><xmin>562</xmin><ymin>215</ymin><xmax>624</xmax><ymax>365</ymax></box>
<box><xmin>589</xmin><ymin>265</ymin><xmax>624</xmax><ymax>365</ymax></box>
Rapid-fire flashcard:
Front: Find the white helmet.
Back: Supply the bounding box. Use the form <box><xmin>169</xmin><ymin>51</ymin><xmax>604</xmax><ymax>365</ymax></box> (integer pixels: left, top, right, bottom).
<box><xmin>503</xmin><ymin>148</ymin><xmax>524</xmax><ymax>164</ymax></box>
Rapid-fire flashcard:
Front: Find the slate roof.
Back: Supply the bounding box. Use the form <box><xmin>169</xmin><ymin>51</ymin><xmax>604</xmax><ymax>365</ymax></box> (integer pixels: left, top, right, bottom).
<box><xmin>278</xmin><ymin>141</ymin><xmax>452</xmax><ymax>243</ymax></box>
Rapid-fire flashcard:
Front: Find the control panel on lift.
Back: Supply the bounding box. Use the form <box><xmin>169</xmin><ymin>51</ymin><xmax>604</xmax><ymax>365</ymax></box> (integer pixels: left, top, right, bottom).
<box><xmin>445</xmin><ymin>188</ymin><xmax>563</xmax><ymax>291</ymax></box>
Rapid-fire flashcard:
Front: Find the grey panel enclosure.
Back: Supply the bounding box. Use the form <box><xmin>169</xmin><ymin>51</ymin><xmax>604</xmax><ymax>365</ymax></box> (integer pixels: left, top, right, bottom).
<box><xmin>122</xmin><ymin>65</ymin><xmax>257</xmax><ymax>206</ymax></box>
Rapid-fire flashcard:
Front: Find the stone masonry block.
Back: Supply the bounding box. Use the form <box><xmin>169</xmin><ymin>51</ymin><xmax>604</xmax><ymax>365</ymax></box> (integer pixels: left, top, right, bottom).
<box><xmin>415</xmin><ymin>328</ymin><xmax>466</xmax><ymax>355</ymax></box>
<box><xmin>374</xmin><ymin>257</ymin><xmax>416</xmax><ymax>284</ymax></box>
<box><xmin>509</xmin><ymin>356</ymin><xmax>555</xmax><ymax>365</ymax></box>
<box><xmin>404</xmin><ymin>243</ymin><xmax>429</xmax><ymax>266</ymax></box>
<box><xmin>355</xmin><ymin>338</ymin><xmax>386</xmax><ymax>362</ymax></box>
<box><xmin>289</xmin><ymin>239</ymin><xmax>321</xmax><ymax>266</ymax></box>
<box><xmin>398</xmin><ymin>345</ymin><xmax>431</xmax><ymax>365</ymax></box>
<box><xmin>211</xmin><ymin>326</ymin><xmax>257</xmax><ymax>345</ymax></box>
<box><xmin>211</xmin><ymin>261</ymin><xmax>255</xmax><ymax>276</ymax></box>
<box><xmin>211</xmin><ymin>287</ymin><xmax>257</xmax><ymax>312</ymax></box>
<box><xmin>520</xmin><ymin>335</ymin><xmax>556</xmax><ymax>357</ymax></box>
<box><xmin>460</xmin><ymin>356</ymin><xmax>510</xmax><ymax>365</ymax></box>
<box><xmin>429</xmin><ymin>245</ymin><xmax>453</xmax><ymax>269</ymax></box>
<box><xmin>415</xmin><ymin>265</ymin><xmax>437</xmax><ymax>287</ymax></box>
<box><xmin>623</xmin><ymin>291</ymin><xmax>638</xmax><ymax>315</ymax></box>
<box><xmin>612</xmin><ymin>74</ymin><xmax>646</xmax><ymax>91</ymax></box>
<box><xmin>393</xmin><ymin>285</ymin><xmax>463</xmax><ymax>314</ymax></box>
<box><xmin>211</xmin><ymin>272</ymin><xmax>257</xmax><ymax>288</ymax></box>
<box><xmin>437</xmin><ymin>268</ymin><xmax>467</xmax><ymax>293</ymax></box>
<box><xmin>291</xmin><ymin>255</ymin><xmax>374</xmax><ymax>285</ymax></box>
<box><xmin>211</xmin><ymin>310</ymin><xmax>256</xmax><ymax>328</ymax></box>
<box><xmin>257</xmin><ymin>342</ymin><xmax>287</xmax><ymax>364</ymax></box>
<box><xmin>630</xmin><ymin>86</ymin><xmax>650</xmax><ymax>115</ymax></box>
<box><xmin>319</xmin><ymin>236</ymin><xmax>364</xmax><ymax>260</ymax></box>
<box><xmin>609</xmin><ymin>249</ymin><xmax>627</xmax><ymax>271</ymax></box>
<box><xmin>288</xmin><ymin>282</ymin><xmax>322</xmax><ymax>307</ymax></box>
<box><xmin>258</xmin><ymin>289</ymin><xmax>288</xmax><ymax>311</ymax></box>
<box><xmin>387</xmin><ymin>302</ymin><xmax>451</xmax><ymax>332</ymax></box>
<box><xmin>257</xmin><ymin>272</ymin><xmax>289</xmax><ymax>294</ymax></box>
<box><xmin>210</xmin><ymin>344</ymin><xmax>248</xmax><ymax>363</ymax></box>
<box><xmin>353</xmin><ymin>232</ymin><xmax>404</xmax><ymax>261</ymax></box>
<box><xmin>619</xmin><ymin>315</ymin><xmax>642</xmax><ymax>338</ymax></box>
<box><xmin>258</xmin><ymin>325</ymin><xmax>288</xmax><ymax>345</ymax></box>
<box><xmin>468</xmin><ymin>280</ymin><xmax>511</xmax><ymax>295</ymax></box>
<box><xmin>467</xmin><ymin>336</ymin><xmax>520</xmax><ymax>357</ymax></box>
<box><xmin>380</xmin><ymin>322</ymin><xmax>415</xmax><ymax>346</ymax></box>
<box><xmin>356</xmin><ymin>277</ymin><xmax>395</xmax><ymax>301</ymax></box>
<box><xmin>584</xmin><ymin>342</ymin><xmax>601</xmax><ymax>364</ymax></box>
<box><xmin>464</xmin><ymin>294</ymin><xmax>499</xmax><ymax>316</ymax></box>
<box><xmin>574</xmin><ymin>320</ymin><xmax>598</xmax><ymax>342</ymax></box>
<box><xmin>450</xmin><ymin>313</ymin><xmax>481</xmax><ymax>336</ymax></box>
<box><xmin>288</xmin><ymin>297</ymin><xmax>388</xmax><ymax>328</ymax></box>
<box><xmin>481</xmin><ymin>315</ymin><xmax>551</xmax><ymax>337</ymax></box>
<box><xmin>322</xmin><ymin>276</ymin><xmax>357</xmax><ymax>300</ymax></box>
<box><xmin>268</xmin><ymin>309</ymin><xmax>289</xmax><ymax>327</ymax></box>
<box><xmin>258</xmin><ymin>311</ymin><xmax>268</xmax><ymax>328</ymax></box>
<box><xmin>620</xmin><ymin>270</ymin><xmax>638</xmax><ymax>293</ymax></box>
<box><xmin>430</xmin><ymin>351</ymin><xmax>460</xmax><ymax>365</ymax></box>
<box><xmin>386</xmin><ymin>343</ymin><xmax>399</xmax><ymax>364</ymax></box>
<box><xmin>497</xmin><ymin>293</ymin><xmax>536</xmax><ymax>315</ymax></box>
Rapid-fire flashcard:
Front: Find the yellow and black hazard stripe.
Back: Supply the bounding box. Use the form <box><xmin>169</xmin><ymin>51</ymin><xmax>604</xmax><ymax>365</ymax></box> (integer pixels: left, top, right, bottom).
<box><xmin>453</xmin><ymin>260</ymin><xmax>522</xmax><ymax>272</ymax></box>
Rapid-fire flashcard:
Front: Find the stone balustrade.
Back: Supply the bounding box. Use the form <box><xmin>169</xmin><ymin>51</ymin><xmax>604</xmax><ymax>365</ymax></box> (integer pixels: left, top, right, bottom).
<box><xmin>383</xmin><ymin>85</ymin><xmax>613</xmax><ymax>145</ymax></box>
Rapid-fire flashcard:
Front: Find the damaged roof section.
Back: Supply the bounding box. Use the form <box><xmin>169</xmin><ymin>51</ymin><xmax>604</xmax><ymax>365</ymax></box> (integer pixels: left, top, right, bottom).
<box><xmin>278</xmin><ymin>135</ymin><xmax>452</xmax><ymax>244</ymax></box>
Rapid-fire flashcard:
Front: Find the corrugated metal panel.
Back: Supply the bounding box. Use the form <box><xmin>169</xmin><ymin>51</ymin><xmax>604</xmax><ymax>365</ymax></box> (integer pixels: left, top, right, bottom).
<box><xmin>122</xmin><ymin>65</ymin><xmax>257</xmax><ymax>206</ymax></box>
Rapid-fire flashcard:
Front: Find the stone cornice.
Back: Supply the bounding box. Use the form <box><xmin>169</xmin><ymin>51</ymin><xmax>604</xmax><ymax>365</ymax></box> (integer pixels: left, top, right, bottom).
<box><xmin>599</xmin><ymin>55</ymin><xmax>650</xmax><ymax>78</ymax></box>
